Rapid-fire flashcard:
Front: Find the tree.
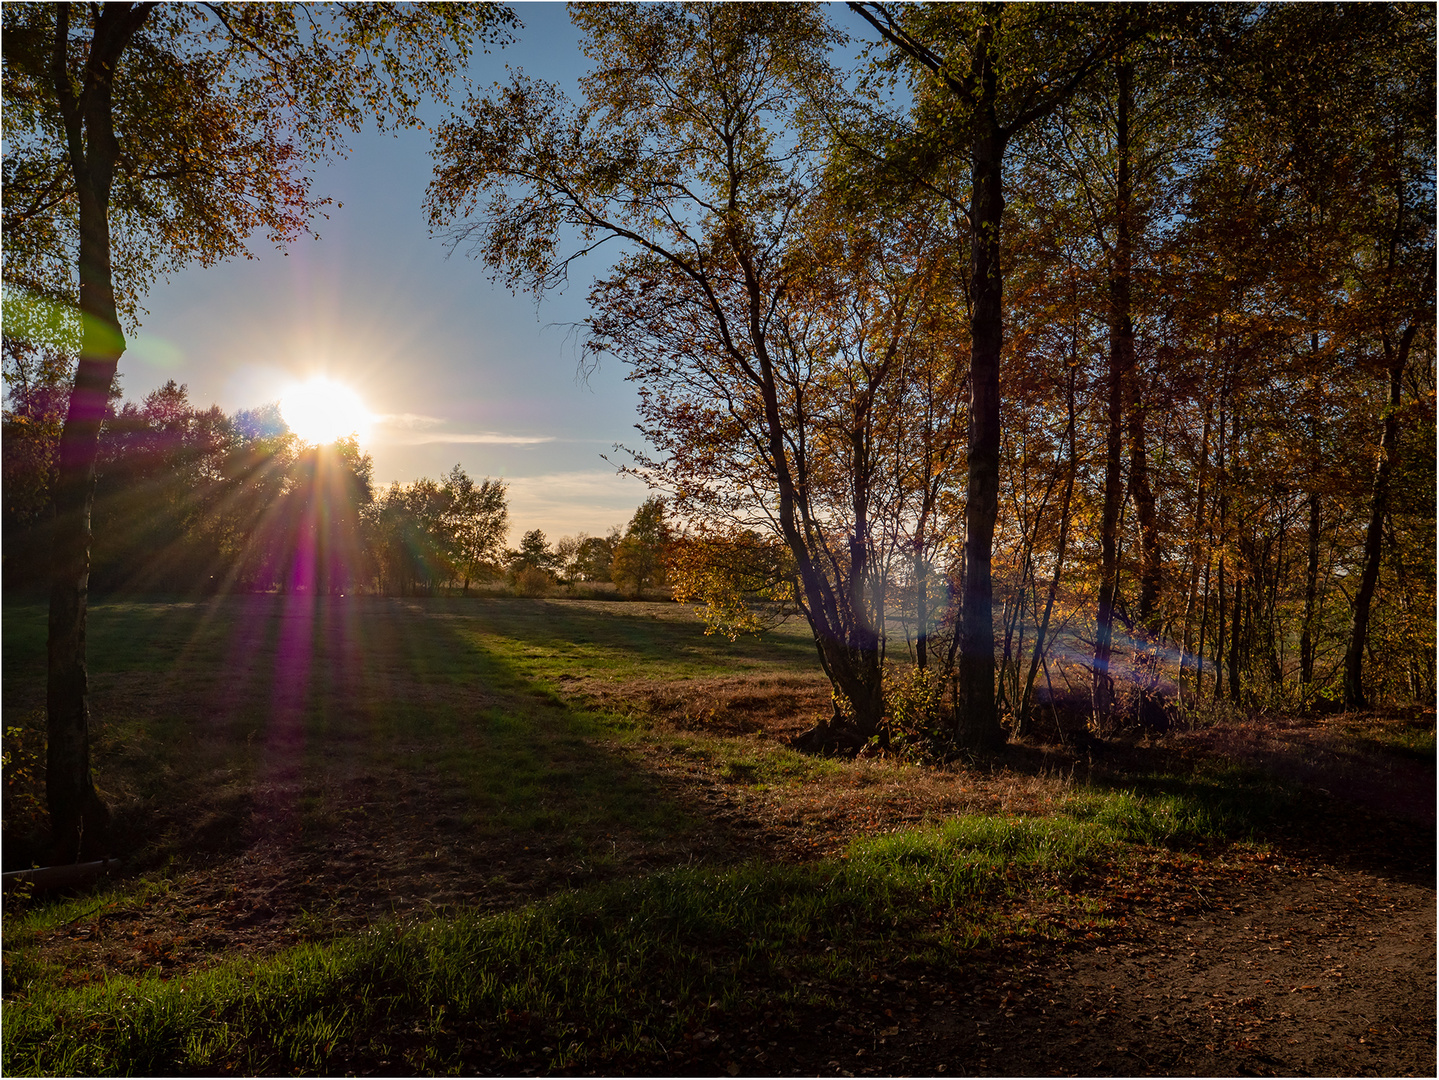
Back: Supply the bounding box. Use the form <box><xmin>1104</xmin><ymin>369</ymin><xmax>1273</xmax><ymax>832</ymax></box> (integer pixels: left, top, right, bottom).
<box><xmin>2</xmin><ymin>1</ymin><xmax>515</xmax><ymax>859</ymax></box>
<box><xmin>429</xmin><ymin>3</ymin><xmax>921</xmax><ymax>744</ymax></box>
<box><xmin>1170</xmin><ymin>3</ymin><xmax>1435</xmax><ymax>710</ymax></box>
<box><xmin>610</xmin><ymin>497</ymin><xmax>672</xmax><ymax>599</ymax></box>
<box><xmin>569</xmin><ymin>529</ymin><xmax>621</xmax><ymax>583</ymax></box>
<box><xmin>509</xmin><ymin>528</ymin><xmax>557</xmax><ymax>572</ymax></box>
<box><xmin>90</xmin><ymin>379</ymin><xmax>237</xmax><ymax>592</ymax></box>
<box><xmin>370</xmin><ymin>477</ymin><xmax>454</xmax><ymax>595</ymax></box>
<box><xmin>506</xmin><ymin>528</ymin><xmax>556</xmax><ymax>596</ymax></box>
<box><xmin>2</xmin><ymin>342</ymin><xmax>83</xmax><ymax>586</ymax></box>
<box><xmin>848</xmin><ymin>2</ymin><xmax>1130</xmax><ymax>748</ymax></box>
<box><xmin>443</xmin><ymin>464</ymin><xmax>508</xmax><ymax>593</ymax></box>
<box><xmin>668</xmin><ymin>526</ymin><xmax>798</xmax><ymax>639</ymax></box>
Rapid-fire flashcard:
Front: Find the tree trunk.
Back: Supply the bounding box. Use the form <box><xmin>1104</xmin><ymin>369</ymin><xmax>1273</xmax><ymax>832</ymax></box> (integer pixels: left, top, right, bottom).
<box><xmin>955</xmin><ymin>33</ymin><xmax>1006</xmax><ymax>752</ymax></box>
<box><xmin>1017</xmin><ymin>361</ymin><xmax>1077</xmax><ymax>737</ymax></box>
<box><xmin>1299</xmin><ymin>492</ymin><xmax>1321</xmax><ymax>691</ymax></box>
<box><xmin>46</xmin><ymin>2</ymin><xmax>152</xmax><ymax>860</ymax></box>
<box><xmin>1178</xmin><ymin>406</ymin><xmax>1210</xmax><ymax>701</ymax></box>
<box><xmin>1091</xmin><ymin>59</ymin><xmax>1134</xmax><ymax>727</ymax></box>
<box><xmin>914</xmin><ymin>544</ymin><xmax>928</xmax><ymax>671</ymax></box>
<box><xmin>1343</xmin><ymin>324</ymin><xmax>1416</xmax><ymax>709</ymax></box>
<box><xmin>1128</xmin><ymin>388</ymin><xmax>1161</xmax><ymax>634</ymax></box>
<box><xmin>1211</xmin><ymin>379</ymin><xmax>1230</xmax><ymax>703</ymax></box>
<box><xmin>1227</xmin><ymin>571</ymin><xmax>1243</xmax><ymax>707</ymax></box>
<box><xmin>1194</xmin><ymin>549</ymin><xmax>1212</xmax><ymax>702</ymax></box>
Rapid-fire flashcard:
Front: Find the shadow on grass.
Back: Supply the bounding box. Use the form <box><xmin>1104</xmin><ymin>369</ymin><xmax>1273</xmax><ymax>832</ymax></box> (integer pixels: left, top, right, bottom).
<box><xmin>996</xmin><ymin>733</ymin><xmax>1436</xmax><ymax>886</ymax></box>
<box><xmin>1</xmin><ymin>595</ymin><xmax>772</xmax><ymax>877</ymax></box>
<box><xmin>417</xmin><ymin>595</ymin><xmax>821</xmax><ymax>679</ymax></box>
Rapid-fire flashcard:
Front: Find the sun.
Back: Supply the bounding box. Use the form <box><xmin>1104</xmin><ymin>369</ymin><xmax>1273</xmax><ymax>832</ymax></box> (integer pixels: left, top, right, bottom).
<box><xmin>279</xmin><ymin>377</ymin><xmax>373</xmax><ymax>446</ymax></box>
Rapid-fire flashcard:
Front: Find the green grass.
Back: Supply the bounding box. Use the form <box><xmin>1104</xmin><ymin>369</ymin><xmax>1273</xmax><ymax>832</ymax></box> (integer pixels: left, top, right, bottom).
<box><xmin>4</xmin><ymin>771</ymin><xmax>1288</xmax><ymax>1075</ymax></box>
<box><xmin>1345</xmin><ymin>721</ymin><xmax>1437</xmax><ymax>761</ymax></box>
<box><xmin>4</xmin><ymin>812</ymin><xmax>1127</xmax><ymax>1076</ymax></box>
<box><xmin>4</xmin><ymin>595</ymin><xmax>745</xmax><ymax>865</ymax></box>
<box><xmin>1065</xmin><ymin>764</ymin><xmax>1304</xmax><ymax>848</ymax></box>
<box><xmin>1</xmin><ymin>594</ymin><xmax>1336</xmax><ymax>1075</ymax></box>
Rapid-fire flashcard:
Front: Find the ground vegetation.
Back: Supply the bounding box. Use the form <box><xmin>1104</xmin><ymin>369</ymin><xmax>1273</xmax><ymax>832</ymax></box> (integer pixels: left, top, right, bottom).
<box><xmin>2</xmin><ymin>596</ymin><xmax>1431</xmax><ymax>1076</ymax></box>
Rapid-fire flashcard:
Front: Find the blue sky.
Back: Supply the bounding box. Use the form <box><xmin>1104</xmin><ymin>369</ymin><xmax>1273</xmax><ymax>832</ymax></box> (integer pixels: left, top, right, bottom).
<box><xmin>123</xmin><ymin>3</ymin><xmax>872</xmax><ymax>542</ymax></box>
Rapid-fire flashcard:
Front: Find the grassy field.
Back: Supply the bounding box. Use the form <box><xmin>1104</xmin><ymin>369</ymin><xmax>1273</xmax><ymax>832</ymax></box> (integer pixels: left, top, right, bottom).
<box><xmin>2</xmin><ymin>594</ymin><xmax>1431</xmax><ymax>1076</ymax></box>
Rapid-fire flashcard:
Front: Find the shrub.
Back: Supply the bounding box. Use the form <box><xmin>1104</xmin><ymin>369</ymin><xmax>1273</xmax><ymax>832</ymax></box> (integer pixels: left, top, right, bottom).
<box><xmin>511</xmin><ymin>565</ymin><xmax>553</xmax><ymax>597</ymax></box>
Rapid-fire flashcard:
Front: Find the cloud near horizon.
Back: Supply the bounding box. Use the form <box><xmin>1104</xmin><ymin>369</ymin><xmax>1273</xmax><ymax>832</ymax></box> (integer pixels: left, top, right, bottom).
<box><xmin>502</xmin><ymin>469</ymin><xmax>654</xmax><ymax>540</ymax></box>
<box><xmin>373</xmin><ymin>429</ymin><xmax>557</xmax><ymax>446</ymax></box>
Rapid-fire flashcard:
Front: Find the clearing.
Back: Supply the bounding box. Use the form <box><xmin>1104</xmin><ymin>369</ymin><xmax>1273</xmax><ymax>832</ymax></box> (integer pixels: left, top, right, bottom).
<box><xmin>2</xmin><ymin>595</ymin><xmax>1433</xmax><ymax>1076</ymax></box>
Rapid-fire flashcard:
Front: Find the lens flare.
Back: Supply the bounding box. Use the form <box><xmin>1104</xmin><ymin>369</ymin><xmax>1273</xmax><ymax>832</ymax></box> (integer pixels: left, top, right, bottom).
<box><xmin>279</xmin><ymin>377</ymin><xmax>372</xmax><ymax>446</ymax></box>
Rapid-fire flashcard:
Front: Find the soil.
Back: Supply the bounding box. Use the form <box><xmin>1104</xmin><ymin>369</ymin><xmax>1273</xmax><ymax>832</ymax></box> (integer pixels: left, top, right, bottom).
<box><xmin>7</xmin><ymin>679</ymin><xmax>1434</xmax><ymax>1076</ymax></box>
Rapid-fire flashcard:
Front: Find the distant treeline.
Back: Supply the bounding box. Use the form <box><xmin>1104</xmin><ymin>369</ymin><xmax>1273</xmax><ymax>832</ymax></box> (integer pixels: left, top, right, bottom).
<box><xmin>2</xmin><ymin>376</ymin><xmax>671</xmax><ymax>597</ymax></box>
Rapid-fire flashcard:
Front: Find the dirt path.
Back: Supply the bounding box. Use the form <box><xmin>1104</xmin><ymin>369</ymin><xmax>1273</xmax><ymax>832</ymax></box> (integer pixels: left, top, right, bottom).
<box><xmin>781</xmin><ymin>866</ymin><xmax>1435</xmax><ymax>1078</ymax></box>
<box><xmin>612</xmin><ymin>703</ymin><xmax>1439</xmax><ymax>1078</ymax></box>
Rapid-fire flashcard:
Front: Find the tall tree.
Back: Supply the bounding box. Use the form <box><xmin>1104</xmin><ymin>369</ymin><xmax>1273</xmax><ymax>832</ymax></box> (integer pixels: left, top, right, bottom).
<box><xmin>443</xmin><ymin>464</ymin><xmax>508</xmax><ymax>594</ymax></box>
<box><xmin>429</xmin><ymin>3</ymin><xmax>930</xmax><ymax>746</ymax></box>
<box><xmin>848</xmin><ymin>1</ymin><xmax>1128</xmax><ymax>747</ymax></box>
<box><xmin>2</xmin><ymin>1</ymin><xmax>514</xmax><ymax>859</ymax></box>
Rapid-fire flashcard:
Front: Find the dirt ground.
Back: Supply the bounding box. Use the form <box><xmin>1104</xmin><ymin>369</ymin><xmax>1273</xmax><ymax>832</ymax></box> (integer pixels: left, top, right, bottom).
<box><xmin>9</xmin><ymin>684</ymin><xmax>1435</xmax><ymax>1077</ymax></box>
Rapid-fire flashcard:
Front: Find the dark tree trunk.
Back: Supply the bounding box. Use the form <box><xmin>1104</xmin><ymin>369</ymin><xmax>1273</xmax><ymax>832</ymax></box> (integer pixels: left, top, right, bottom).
<box><xmin>955</xmin><ymin>30</ymin><xmax>1006</xmax><ymax>752</ymax></box>
<box><xmin>1128</xmin><ymin>393</ymin><xmax>1161</xmax><ymax>633</ymax></box>
<box><xmin>1179</xmin><ymin>406</ymin><xmax>1211</xmax><ymax>702</ymax></box>
<box><xmin>1092</xmin><ymin>60</ymin><xmax>1134</xmax><ymax>725</ymax></box>
<box><xmin>1299</xmin><ymin>493</ymin><xmax>1321</xmax><ymax>690</ymax></box>
<box><xmin>1343</xmin><ymin>324</ymin><xmax>1417</xmax><ymax>709</ymax></box>
<box><xmin>1211</xmin><ymin>381</ymin><xmax>1230</xmax><ymax>703</ymax></box>
<box><xmin>1212</xmin><ymin>553</ymin><xmax>1226</xmax><ymax>701</ymax></box>
<box><xmin>1227</xmin><ymin>572</ymin><xmax>1243</xmax><ymax>707</ymax></box>
<box><xmin>845</xmin><ymin>3</ymin><xmax>1126</xmax><ymax>751</ymax></box>
<box><xmin>914</xmin><ymin>545</ymin><xmax>928</xmax><ymax>671</ymax></box>
<box><xmin>45</xmin><ymin>2</ymin><xmax>152</xmax><ymax>860</ymax></box>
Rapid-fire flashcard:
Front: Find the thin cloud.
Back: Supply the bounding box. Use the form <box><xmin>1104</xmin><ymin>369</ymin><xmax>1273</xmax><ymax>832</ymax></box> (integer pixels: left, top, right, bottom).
<box><xmin>505</xmin><ymin>469</ymin><xmax>651</xmax><ymax>538</ymax></box>
<box><xmin>373</xmin><ymin>412</ymin><xmax>446</xmax><ymax>428</ymax></box>
<box><xmin>377</xmin><ymin>431</ymin><xmax>557</xmax><ymax>446</ymax></box>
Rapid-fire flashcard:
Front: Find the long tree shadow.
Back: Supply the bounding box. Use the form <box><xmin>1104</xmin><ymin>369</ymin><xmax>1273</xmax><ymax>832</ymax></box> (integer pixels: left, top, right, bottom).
<box><xmin>4</xmin><ymin>594</ymin><xmax>791</xmax><ymax>919</ymax></box>
<box><xmin>999</xmin><ymin>731</ymin><xmax>1436</xmax><ymax>887</ymax></box>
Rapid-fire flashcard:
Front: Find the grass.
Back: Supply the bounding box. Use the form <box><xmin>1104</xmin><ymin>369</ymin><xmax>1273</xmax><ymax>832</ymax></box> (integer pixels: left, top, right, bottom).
<box><xmin>1</xmin><ymin>594</ymin><xmax>1337</xmax><ymax>1075</ymax></box>
<box><xmin>1067</xmin><ymin>763</ymin><xmax>1304</xmax><ymax>849</ymax></box>
<box><xmin>6</xmin><ymin>813</ymin><xmax>1136</xmax><ymax>1076</ymax></box>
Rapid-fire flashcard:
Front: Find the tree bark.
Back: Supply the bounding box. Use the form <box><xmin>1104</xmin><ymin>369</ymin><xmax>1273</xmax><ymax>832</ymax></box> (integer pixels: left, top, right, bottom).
<box><xmin>914</xmin><ymin>545</ymin><xmax>928</xmax><ymax>671</ymax></box>
<box><xmin>46</xmin><ymin>2</ymin><xmax>153</xmax><ymax>860</ymax></box>
<box><xmin>1128</xmin><ymin>389</ymin><xmax>1161</xmax><ymax>633</ymax></box>
<box><xmin>1343</xmin><ymin>324</ymin><xmax>1417</xmax><ymax>709</ymax></box>
<box><xmin>1227</xmin><ymin>569</ymin><xmax>1243</xmax><ymax>707</ymax></box>
<box><xmin>955</xmin><ymin>27</ymin><xmax>1006</xmax><ymax>752</ymax></box>
<box><xmin>1178</xmin><ymin>405</ymin><xmax>1210</xmax><ymax>702</ymax></box>
<box><xmin>1298</xmin><ymin>492</ymin><xmax>1320</xmax><ymax>690</ymax></box>
<box><xmin>1092</xmin><ymin>59</ymin><xmax>1134</xmax><ymax>726</ymax></box>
